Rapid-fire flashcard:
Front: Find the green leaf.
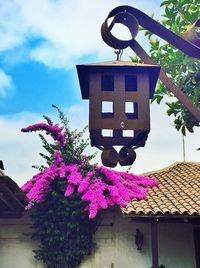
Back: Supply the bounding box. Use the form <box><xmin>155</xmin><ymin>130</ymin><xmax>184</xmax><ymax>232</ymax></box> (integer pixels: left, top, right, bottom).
<box><xmin>156</xmin><ymin>95</ymin><xmax>163</xmax><ymax>104</ymax></box>
<box><xmin>181</xmin><ymin>126</ymin><xmax>186</xmax><ymax>136</ymax></box>
<box><xmin>160</xmin><ymin>0</ymin><xmax>170</xmax><ymax>7</ymax></box>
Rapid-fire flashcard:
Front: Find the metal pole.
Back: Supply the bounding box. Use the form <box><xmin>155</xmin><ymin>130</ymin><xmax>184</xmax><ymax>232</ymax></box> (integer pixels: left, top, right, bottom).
<box><xmin>151</xmin><ymin>221</ymin><xmax>159</xmax><ymax>268</ymax></box>
<box><xmin>182</xmin><ymin>134</ymin><xmax>186</xmax><ymax>161</ymax></box>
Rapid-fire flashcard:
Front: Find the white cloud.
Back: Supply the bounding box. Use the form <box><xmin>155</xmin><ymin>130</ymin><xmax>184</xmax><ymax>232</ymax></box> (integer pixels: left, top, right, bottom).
<box><xmin>128</xmin><ymin>100</ymin><xmax>200</xmax><ymax>174</ymax></box>
<box><xmin>0</xmin><ymin>1</ymin><xmax>28</xmax><ymax>52</ymax></box>
<box><xmin>0</xmin><ymin>106</ymin><xmax>89</xmax><ymax>186</ymax></box>
<box><xmin>0</xmin><ymin>112</ymin><xmax>45</xmax><ymax>186</ymax></box>
<box><xmin>0</xmin><ymin>69</ymin><xmax>14</xmax><ymax>97</ymax></box>
<box><xmin>0</xmin><ymin>102</ymin><xmax>199</xmax><ymax>187</ymax></box>
<box><xmin>0</xmin><ymin>0</ymin><xmax>162</xmax><ymax>69</ymax></box>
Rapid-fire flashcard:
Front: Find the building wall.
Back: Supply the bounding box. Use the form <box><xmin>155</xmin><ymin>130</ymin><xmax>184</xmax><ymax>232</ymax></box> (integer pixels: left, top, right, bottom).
<box><xmin>0</xmin><ymin>214</ymin><xmax>43</xmax><ymax>268</ymax></box>
<box><xmin>81</xmin><ymin>210</ymin><xmax>196</xmax><ymax>268</ymax></box>
<box><xmin>0</xmin><ymin>211</ymin><xmax>197</xmax><ymax>268</ymax></box>
<box><xmin>158</xmin><ymin>222</ymin><xmax>196</xmax><ymax>268</ymax></box>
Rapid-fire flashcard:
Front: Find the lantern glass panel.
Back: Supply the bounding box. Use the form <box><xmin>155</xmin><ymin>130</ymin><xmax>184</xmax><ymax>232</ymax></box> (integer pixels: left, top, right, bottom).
<box><xmin>102</xmin><ymin>101</ymin><xmax>113</xmax><ymax>113</ymax></box>
<box><xmin>125</xmin><ymin>102</ymin><xmax>138</xmax><ymax>119</ymax></box>
<box><xmin>123</xmin><ymin>130</ymin><xmax>134</xmax><ymax>137</ymax></box>
<box><xmin>101</xmin><ymin>75</ymin><xmax>114</xmax><ymax>91</ymax></box>
<box><xmin>125</xmin><ymin>75</ymin><xmax>137</xmax><ymax>91</ymax></box>
<box><xmin>125</xmin><ymin>102</ymin><xmax>134</xmax><ymax>113</ymax></box>
<box><xmin>102</xmin><ymin>129</ymin><xmax>113</xmax><ymax>137</ymax></box>
<box><xmin>102</xmin><ymin>101</ymin><xmax>114</xmax><ymax>118</ymax></box>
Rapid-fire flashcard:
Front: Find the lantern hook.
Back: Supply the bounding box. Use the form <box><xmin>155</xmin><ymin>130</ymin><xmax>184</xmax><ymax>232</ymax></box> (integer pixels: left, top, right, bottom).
<box><xmin>114</xmin><ymin>49</ymin><xmax>123</xmax><ymax>61</ymax></box>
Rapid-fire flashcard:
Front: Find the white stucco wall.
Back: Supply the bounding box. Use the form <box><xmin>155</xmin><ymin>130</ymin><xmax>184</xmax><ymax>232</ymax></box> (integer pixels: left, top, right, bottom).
<box><xmin>0</xmin><ymin>211</ymin><xmax>197</xmax><ymax>268</ymax></box>
<box><xmin>158</xmin><ymin>223</ymin><xmax>196</xmax><ymax>268</ymax></box>
<box><xmin>80</xmin><ymin>210</ymin><xmax>197</xmax><ymax>268</ymax></box>
<box><xmin>0</xmin><ymin>214</ymin><xmax>42</xmax><ymax>268</ymax></box>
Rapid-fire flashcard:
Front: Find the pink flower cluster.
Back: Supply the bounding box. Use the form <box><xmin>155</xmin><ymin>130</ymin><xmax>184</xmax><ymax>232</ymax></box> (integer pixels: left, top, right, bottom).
<box><xmin>22</xmin><ymin>151</ymin><xmax>158</xmax><ymax>219</ymax></box>
<box><xmin>21</xmin><ymin>123</ymin><xmax>66</xmax><ymax>147</ymax></box>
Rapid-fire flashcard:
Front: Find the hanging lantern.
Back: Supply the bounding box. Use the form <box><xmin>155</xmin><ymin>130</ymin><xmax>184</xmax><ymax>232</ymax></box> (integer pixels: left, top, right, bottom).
<box><xmin>76</xmin><ymin>60</ymin><xmax>160</xmax><ymax>167</ymax></box>
<box><xmin>76</xmin><ymin>4</ymin><xmax>200</xmax><ymax>167</ymax></box>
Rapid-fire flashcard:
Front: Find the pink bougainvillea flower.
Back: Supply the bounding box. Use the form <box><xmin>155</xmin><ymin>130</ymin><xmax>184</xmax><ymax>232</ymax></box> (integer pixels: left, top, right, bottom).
<box><xmin>21</xmin><ymin>150</ymin><xmax>159</xmax><ymax>219</ymax></box>
<box><xmin>21</xmin><ymin>118</ymin><xmax>159</xmax><ymax>218</ymax></box>
<box><xmin>64</xmin><ymin>184</ymin><xmax>75</xmax><ymax>197</ymax></box>
<box><xmin>21</xmin><ymin>123</ymin><xmax>66</xmax><ymax>147</ymax></box>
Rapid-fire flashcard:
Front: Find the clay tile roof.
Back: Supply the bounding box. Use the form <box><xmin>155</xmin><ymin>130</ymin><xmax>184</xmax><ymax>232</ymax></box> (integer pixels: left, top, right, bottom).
<box><xmin>122</xmin><ymin>162</ymin><xmax>200</xmax><ymax>216</ymax></box>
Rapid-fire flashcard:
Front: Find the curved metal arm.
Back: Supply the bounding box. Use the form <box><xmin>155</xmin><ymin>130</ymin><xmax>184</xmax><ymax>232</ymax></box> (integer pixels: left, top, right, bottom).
<box><xmin>101</xmin><ymin>5</ymin><xmax>200</xmax><ymax>122</ymax></box>
<box><xmin>130</xmin><ymin>40</ymin><xmax>200</xmax><ymax>121</ymax></box>
<box><xmin>101</xmin><ymin>5</ymin><xmax>200</xmax><ymax>58</ymax></box>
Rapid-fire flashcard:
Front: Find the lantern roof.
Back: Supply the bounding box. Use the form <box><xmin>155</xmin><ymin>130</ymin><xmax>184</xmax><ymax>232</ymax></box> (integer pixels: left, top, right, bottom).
<box><xmin>76</xmin><ymin>60</ymin><xmax>160</xmax><ymax>99</ymax></box>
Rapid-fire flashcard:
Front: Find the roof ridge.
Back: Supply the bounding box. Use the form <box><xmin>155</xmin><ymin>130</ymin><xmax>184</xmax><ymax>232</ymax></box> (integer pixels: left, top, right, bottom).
<box><xmin>141</xmin><ymin>161</ymin><xmax>200</xmax><ymax>176</ymax></box>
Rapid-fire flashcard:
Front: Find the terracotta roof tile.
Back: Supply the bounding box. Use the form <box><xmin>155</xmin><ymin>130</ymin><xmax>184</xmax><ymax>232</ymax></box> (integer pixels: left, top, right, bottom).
<box><xmin>122</xmin><ymin>162</ymin><xmax>200</xmax><ymax>216</ymax></box>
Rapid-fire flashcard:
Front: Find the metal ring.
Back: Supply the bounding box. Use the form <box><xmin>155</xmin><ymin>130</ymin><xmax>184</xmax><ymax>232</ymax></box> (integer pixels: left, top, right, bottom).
<box><xmin>101</xmin><ymin>11</ymin><xmax>139</xmax><ymax>49</ymax></box>
<box><xmin>101</xmin><ymin>5</ymin><xmax>200</xmax><ymax>58</ymax></box>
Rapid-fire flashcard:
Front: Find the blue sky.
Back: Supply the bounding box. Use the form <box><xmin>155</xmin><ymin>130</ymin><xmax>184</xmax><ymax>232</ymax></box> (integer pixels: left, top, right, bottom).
<box><xmin>0</xmin><ymin>0</ymin><xmax>199</xmax><ymax>185</ymax></box>
<box><xmin>0</xmin><ymin>61</ymin><xmax>80</xmax><ymax>114</ymax></box>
